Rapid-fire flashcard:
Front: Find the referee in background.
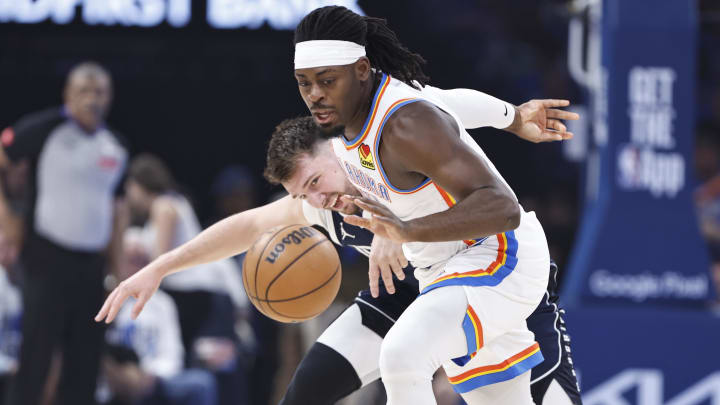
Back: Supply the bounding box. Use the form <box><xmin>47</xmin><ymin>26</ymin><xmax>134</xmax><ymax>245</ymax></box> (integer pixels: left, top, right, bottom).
<box><xmin>0</xmin><ymin>62</ymin><xmax>128</xmax><ymax>405</ymax></box>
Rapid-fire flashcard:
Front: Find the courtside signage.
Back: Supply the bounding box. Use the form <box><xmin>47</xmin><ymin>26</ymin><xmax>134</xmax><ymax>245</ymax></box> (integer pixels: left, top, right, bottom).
<box><xmin>0</xmin><ymin>0</ymin><xmax>363</xmax><ymax>29</ymax></box>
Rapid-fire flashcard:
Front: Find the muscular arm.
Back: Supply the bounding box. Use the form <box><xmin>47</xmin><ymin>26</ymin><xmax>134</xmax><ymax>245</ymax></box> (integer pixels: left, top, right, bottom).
<box><xmin>381</xmin><ymin>101</ymin><xmax>520</xmax><ymax>242</ymax></box>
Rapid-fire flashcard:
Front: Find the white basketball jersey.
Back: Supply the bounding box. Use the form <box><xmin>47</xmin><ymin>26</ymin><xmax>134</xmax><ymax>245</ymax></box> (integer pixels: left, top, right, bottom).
<box><xmin>331</xmin><ymin>73</ymin><xmax>520</xmax><ymax>269</ymax></box>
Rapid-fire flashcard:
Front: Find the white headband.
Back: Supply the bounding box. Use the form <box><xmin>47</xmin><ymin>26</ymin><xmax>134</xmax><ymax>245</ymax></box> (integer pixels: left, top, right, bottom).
<box><xmin>294</xmin><ymin>40</ymin><xmax>366</xmax><ymax>70</ymax></box>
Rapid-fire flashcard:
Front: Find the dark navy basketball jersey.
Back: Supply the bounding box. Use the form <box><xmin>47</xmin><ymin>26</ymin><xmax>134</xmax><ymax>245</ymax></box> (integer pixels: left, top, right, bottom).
<box><xmin>324</xmin><ymin>210</ymin><xmax>418</xmax><ymax>338</ymax></box>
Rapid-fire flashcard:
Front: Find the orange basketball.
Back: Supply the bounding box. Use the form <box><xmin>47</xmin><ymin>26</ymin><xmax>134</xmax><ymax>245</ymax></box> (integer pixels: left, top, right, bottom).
<box><xmin>242</xmin><ymin>224</ymin><xmax>341</xmax><ymax>323</ymax></box>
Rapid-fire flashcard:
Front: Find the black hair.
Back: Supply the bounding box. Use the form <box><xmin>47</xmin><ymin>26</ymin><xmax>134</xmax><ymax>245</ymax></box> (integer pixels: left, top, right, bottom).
<box><xmin>294</xmin><ymin>6</ymin><xmax>429</xmax><ymax>89</ymax></box>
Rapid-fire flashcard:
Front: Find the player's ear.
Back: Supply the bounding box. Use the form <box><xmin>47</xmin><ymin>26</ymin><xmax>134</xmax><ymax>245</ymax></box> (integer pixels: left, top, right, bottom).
<box><xmin>354</xmin><ymin>57</ymin><xmax>371</xmax><ymax>82</ymax></box>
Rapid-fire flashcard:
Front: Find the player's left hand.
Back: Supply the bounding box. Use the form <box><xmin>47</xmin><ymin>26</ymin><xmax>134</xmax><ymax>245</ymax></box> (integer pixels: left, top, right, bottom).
<box><xmin>342</xmin><ymin>196</ymin><xmax>413</xmax><ymax>243</ymax></box>
<box><xmin>95</xmin><ymin>263</ymin><xmax>163</xmax><ymax>323</ymax></box>
<box><xmin>508</xmin><ymin>99</ymin><xmax>580</xmax><ymax>143</ymax></box>
<box><xmin>367</xmin><ymin>236</ymin><xmax>407</xmax><ymax>297</ymax></box>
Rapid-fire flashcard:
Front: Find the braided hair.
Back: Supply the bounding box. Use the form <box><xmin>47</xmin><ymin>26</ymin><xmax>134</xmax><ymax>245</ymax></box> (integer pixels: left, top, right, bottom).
<box><xmin>294</xmin><ymin>6</ymin><xmax>429</xmax><ymax>89</ymax></box>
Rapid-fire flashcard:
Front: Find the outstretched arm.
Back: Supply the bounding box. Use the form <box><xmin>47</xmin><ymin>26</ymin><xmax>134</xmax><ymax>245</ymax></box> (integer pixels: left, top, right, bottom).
<box><xmin>422</xmin><ymin>86</ymin><xmax>516</xmax><ymax>129</ymax></box>
<box><xmin>95</xmin><ymin>195</ymin><xmax>307</xmax><ymax>323</ymax></box>
<box><xmin>423</xmin><ymin>86</ymin><xmax>579</xmax><ymax>142</ymax></box>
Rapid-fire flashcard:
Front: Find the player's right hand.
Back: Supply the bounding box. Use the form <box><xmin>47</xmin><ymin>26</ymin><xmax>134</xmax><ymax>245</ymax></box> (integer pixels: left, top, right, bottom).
<box><xmin>95</xmin><ymin>265</ymin><xmax>163</xmax><ymax>323</ymax></box>
<box><xmin>509</xmin><ymin>99</ymin><xmax>579</xmax><ymax>143</ymax></box>
<box><xmin>368</xmin><ymin>235</ymin><xmax>408</xmax><ymax>298</ymax></box>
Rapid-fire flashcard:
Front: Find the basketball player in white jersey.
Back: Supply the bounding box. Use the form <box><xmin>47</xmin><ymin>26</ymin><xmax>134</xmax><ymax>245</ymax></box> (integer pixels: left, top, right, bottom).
<box><xmin>96</xmin><ymin>93</ymin><xmax>581</xmax><ymax>405</ymax></box>
<box><xmin>288</xmin><ymin>5</ymin><xmax>579</xmax><ymax>405</ymax></box>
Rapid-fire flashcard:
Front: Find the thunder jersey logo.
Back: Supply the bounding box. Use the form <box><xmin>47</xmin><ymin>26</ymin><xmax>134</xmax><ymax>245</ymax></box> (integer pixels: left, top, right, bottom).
<box><xmin>343</xmin><ymin>161</ymin><xmax>391</xmax><ymax>202</ymax></box>
<box><xmin>358</xmin><ymin>143</ymin><xmax>375</xmax><ymax>170</ymax></box>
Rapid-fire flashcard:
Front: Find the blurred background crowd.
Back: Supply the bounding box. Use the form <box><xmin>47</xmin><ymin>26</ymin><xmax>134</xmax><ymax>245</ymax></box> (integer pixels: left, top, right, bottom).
<box><xmin>0</xmin><ymin>1</ymin><xmax>719</xmax><ymax>405</ymax></box>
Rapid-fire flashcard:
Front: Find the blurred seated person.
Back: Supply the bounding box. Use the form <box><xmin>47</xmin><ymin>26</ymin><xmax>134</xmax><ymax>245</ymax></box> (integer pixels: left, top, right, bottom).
<box><xmin>210</xmin><ymin>165</ymin><xmax>258</xmax><ymax>222</ymax></box>
<box><xmin>695</xmin><ymin>124</ymin><xmax>720</xmax><ymax>306</ymax></box>
<box><xmin>125</xmin><ymin>157</ymin><xmax>250</xmax><ymax>404</ymax></box>
<box><xmin>101</xmin><ymin>227</ymin><xmax>216</xmax><ymax>405</ymax></box>
<box><xmin>124</xmin><ymin>154</ymin><xmax>246</xmax><ymax>355</ymax></box>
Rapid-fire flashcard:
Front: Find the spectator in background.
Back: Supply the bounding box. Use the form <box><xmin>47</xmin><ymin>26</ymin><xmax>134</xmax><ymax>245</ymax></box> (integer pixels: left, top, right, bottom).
<box><xmin>0</xmin><ymin>266</ymin><xmax>22</xmax><ymax>400</ymax></box>
<box><xmin>695</xmin><ymin>123</ymin><xmax>720</xmax><ymax>307</ymax></box>
<box><xmin>0</xmin><ymin>61</ymin><xmax>128</xmax><ymax>405</ymax></box>
<box><xmin>210</xmin><ymin>166</ymin><xmax>258</xmax><ymax>222</ymax></box>
<box><xmin>125</xmin><ymin>154</ymin><xmax>245</xmax><ymax>344</ymax></box>
<box><xmin>101</xmin><ymin>228</ymin><xmax>216</xmax><ymax>405</ymax></box>
<box><xmin>211</xmin><ymin>167</ymin><xmax>278</xmax><ymax>405</ymax></box>
<box><xmin>125</xmin><ymin>155</ymin><xmax>248</xmax><ymax>405</ymax></box>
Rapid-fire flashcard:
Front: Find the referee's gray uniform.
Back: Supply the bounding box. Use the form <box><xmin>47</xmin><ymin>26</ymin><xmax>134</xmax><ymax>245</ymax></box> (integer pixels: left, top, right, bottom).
<box><xmin>2</xmin><ymin>107</ymin><xmax>127</xmax><ymax>405</ymax></box>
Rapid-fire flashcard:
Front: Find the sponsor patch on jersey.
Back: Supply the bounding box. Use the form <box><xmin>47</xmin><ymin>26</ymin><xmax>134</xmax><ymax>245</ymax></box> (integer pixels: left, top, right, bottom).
<box><xmin>358</xmin><ymin>143</ymin><xmax>375</xmax><ymax>170</ymax></box>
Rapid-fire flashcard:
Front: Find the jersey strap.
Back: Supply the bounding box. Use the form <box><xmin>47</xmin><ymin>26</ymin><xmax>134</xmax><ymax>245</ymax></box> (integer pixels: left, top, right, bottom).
<box><xmin>372</xmin><ymin>97</ymin><xmax>434</xmax><ymax>195</ymax></box>
<box><xmin>342</xmin><ymin>73</ymin><xmax>391</xmax><ymax>150</ymax></box>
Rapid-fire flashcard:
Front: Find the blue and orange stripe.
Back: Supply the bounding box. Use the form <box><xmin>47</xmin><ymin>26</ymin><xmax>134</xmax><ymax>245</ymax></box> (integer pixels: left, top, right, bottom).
<box><xmin>434</xmin><ymin>184</ymin><xmax>480</xmax><ymax>246</ymax></box>
<box><xmin>420</xmin><ymin>231</ymin><xmax>519</xmax><ymax>294</ymax></box>
<box><xmin>343</xmin><ymin>73</ymin><xmax>391</xmax><ymax>150</ymax></box>
<box><xmin>371</xmin><ymin>97</ymin><xmax>434</xmax><ymax>195</ymax></box>
<box><xmin>452</xmin><ymin>306</ymin><xmax>484</xmax><ymax>367</ymax></box>
<box><xmin>448</xmin><ymin>343</ymin><xmax>544</xmax><ymax>393</ymax></box>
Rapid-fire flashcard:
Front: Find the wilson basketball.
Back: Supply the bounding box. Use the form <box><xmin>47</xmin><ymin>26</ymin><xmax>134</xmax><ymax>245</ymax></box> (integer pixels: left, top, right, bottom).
<box><xmin>242</xmin><ymin>224</ymin><xmax>341</xmax><ymax>323</ymax></box>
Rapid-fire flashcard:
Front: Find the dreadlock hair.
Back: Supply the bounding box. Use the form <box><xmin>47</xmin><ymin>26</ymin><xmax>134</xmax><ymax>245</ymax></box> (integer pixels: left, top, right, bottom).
<box><xmin>294</xmin><ymin>6</ymin><xmax>429</xmax><ymax>89</ymax></box>
<box><xmin>264</xmin><ymin>116</ymin><xmax>328</xmax><ymax>185</ymax></box>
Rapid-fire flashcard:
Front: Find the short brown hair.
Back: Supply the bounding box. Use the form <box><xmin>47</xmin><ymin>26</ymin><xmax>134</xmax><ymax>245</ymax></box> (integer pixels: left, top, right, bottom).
<box><xmin>264</xmin><ymin>116</ymin><xmax>324</xmax><ymax>184</ymax></box>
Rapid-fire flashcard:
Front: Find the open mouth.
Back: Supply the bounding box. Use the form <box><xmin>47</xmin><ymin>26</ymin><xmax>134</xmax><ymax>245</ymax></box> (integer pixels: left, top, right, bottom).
<box><xmin>327</xmin><ymin>194</ymin><xmax>343</xmax><ymax>210</ymax></box>
<box><xmin>313</xmin><ymin>111</ymin><xmax>335</xmax><ymax>125</ymax></box>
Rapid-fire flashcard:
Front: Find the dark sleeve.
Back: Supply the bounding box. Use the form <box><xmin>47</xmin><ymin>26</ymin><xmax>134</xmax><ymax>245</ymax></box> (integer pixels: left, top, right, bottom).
<box><xmin>1</xmin><ymin>108</ymin><xmax>64</xmax><ymax>163</ymax></box>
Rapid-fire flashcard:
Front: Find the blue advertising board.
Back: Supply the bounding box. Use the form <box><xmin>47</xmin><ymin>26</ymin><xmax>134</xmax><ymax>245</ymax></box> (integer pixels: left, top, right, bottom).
<box><xmin>565</xmin><ymin>0</ymin><xmax>712</xmax><ymax>306</ymax></box>
<box><xmin>564</xmin><ymin>307</ymin><xmax>720</xmax><ymax>405</ymax></box>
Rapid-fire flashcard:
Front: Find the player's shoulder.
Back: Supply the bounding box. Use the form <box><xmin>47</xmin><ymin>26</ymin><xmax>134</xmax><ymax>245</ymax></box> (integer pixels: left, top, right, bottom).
<box><xmin>381</xmin><ymin>78</ymin><xmax>453</xmax><ymax>130</ymax></box>
<box><xmin>382</xmin><ymin>100</ymin><xmax>456</xmax><ymax>144</ymax></box>
<box><xmin>104</xmin><ymin>125</ymin><xmax>130</xmax><ymax>151</ymax></box>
